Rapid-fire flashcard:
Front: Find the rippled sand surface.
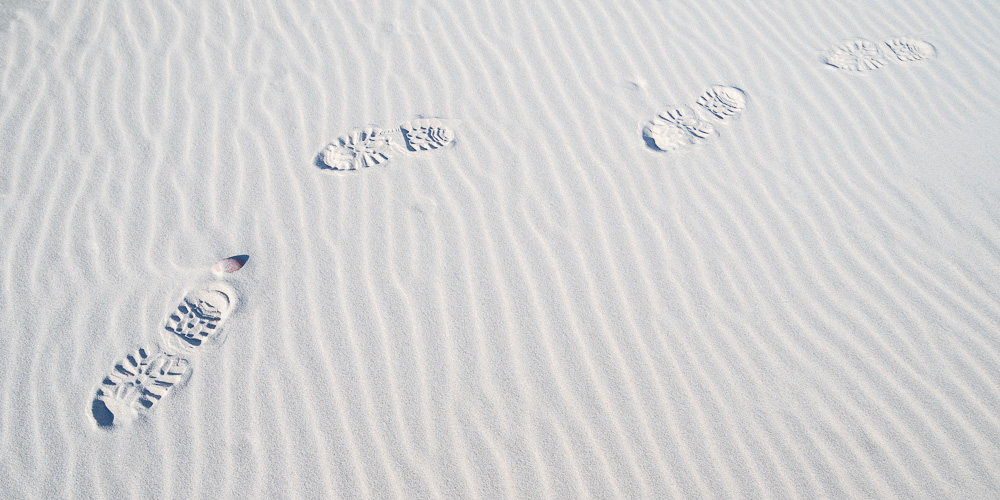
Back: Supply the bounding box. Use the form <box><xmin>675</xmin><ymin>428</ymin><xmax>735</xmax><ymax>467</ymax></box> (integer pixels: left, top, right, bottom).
<box><xmin>2</xmin><ymin>0</ymin><xmax>1000</xmax><ymax>497</ymax></box>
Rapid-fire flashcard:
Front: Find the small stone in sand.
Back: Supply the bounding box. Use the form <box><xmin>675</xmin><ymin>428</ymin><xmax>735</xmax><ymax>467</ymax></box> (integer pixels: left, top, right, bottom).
<box><xmin>213</xmin><ymin>255</ymin><xmax>248</xmax><ymax>275</ymax></box>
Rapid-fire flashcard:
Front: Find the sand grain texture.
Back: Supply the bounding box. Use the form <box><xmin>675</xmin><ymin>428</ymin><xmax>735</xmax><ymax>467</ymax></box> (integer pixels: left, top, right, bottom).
<box><xmin>2</xmin><ymin>0</ymin><xmax>1000</xmax><ymax>498</ymax></box>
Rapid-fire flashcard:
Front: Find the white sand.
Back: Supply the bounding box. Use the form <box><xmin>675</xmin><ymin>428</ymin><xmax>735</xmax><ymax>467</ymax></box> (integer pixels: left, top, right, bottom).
<box><xmin>2</xmin><ymin>0</ymin><xmax>1000</xmax><ymax>497</ymax></box>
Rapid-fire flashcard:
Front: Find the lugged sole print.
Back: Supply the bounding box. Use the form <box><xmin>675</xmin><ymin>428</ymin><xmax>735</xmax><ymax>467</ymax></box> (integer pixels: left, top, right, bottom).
<box><xmin>89</xmin><ymin>278</ymin><xmax>240</xmax><ymax>429</ymax></box>
<box><xmin>164</xmin><ymin>284</ymin><xmax>236</xmax><ymax>350</ymax></box>
<box><xmin>90</xmin><ymin>348</ymin><xmax>190</xmax><ymax>428</ymax></box>
<box><xmin>320</xmin><ymin>128</ymin><xmax>393</xmax><ymax>172</ymax></box>
<box><xmin>643</xmin><ymin>106</ymin><xmax>715</xmax><ymax>152</ymax></box>
<box><xmin>643</xmin><ymin>86</ymin><xmax>748</xmax><ymax>154</ymax></box>
<box><xmin>697</xmin><ymin>86</ymin><xmax>747</xmax><ymax>121</ymax></box>
<box><xmin>399</xmin><ymin>119</ymin><xmax>456</xmax><ymax>151</ymax></box>
<box><xmin>823</xmin><ymin>36</ymin><xmax>936</xmax><ymax>72</ymax></box>
<box><xmin>824</xmin><ymin>38</ymin><xmax>889</xmax><ymax>72</ymax></box>
<box><xmin>318</xmin><ymin>118</ymin><xmax>457</xmax><ymax>172</ymax></box>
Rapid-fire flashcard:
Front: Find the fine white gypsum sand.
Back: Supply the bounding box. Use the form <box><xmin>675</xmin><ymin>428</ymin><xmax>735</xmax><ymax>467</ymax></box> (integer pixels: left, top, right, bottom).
<box><xmin>2</xmin><ymin>0</ymin><xmax>1000</xmax><ymax>498</ymax></box>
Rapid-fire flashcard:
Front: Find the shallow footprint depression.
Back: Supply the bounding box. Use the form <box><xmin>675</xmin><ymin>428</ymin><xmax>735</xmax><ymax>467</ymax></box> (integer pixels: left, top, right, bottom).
<box><xmin>164</xmin><ymin>286</ymin><xmax>235</xmax><ymax>350</ymax></box>
<box><xmin>824</xmin><ymin>38</ymin><xmax>889</xmax><ymax>71</ymax></box>
<box><xmin>643</xmin><ymin>106</ymin><xmax>716</xmax><ymax>152</ymax></box>
<box><xmin>320</xmin><ymin>128</ymin><xmax>393</xmax><ymax>172</ymax></box>
<box><xmin>90</xmin><ymin>349</ymin><xmax>190</xmax><ymax>428</ymax></box>
<box><xmin>697</xmin><ymin>85</ymin><xmax>748</xmax><ymax>121</ymax></box>
<box><xmin>399</xmin><ymin>119</ymin><xmax>456</xmax><ymax>151</ymax></box>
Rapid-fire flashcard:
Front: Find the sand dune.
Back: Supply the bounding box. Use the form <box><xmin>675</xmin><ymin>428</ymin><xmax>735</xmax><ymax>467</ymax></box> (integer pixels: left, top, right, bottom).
<box><xmin>2</xmin><ymin>0</ymin><xmax>1000</xmax><ymax>497</ymax></box>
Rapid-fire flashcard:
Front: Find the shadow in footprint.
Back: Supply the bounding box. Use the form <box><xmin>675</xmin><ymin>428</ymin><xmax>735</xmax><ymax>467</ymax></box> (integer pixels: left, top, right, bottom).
<box><xmin>643</xmin><ymin>132</ymin><xmax>670</xmax><ymax>152</ymax></box>
<box><xmin>91</xmin><ymin>399</ymin><xmax>115</xmax><ymax>428</ymax></box>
